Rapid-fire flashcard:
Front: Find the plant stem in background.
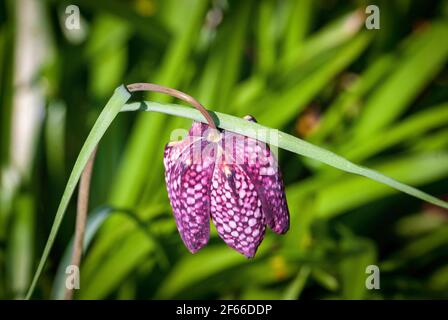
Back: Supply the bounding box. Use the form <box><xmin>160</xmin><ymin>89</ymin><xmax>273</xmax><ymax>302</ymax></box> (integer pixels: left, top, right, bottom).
<box><xmin>121</xmin><ymin>101</ymin><xmax>448</xmax><ymax>210</ymax></box>
<box><xmin>64</xmin><ymin>146</ymin><xmax>97</xmax><ymax>300</ymax></box>
<box><xmin>27</xmin><ymin>83</ymin><xmax>448</xmax><ymax>299</ymax></box>
<box><xmin>59</xmin><ymin>83</ymin><xmax>216</xmax><ymax>300</ymax></box>
<box><xmin>25</xmin><ymin>85</ymin><xmax>131</xmax><ymax>300</ymax></box>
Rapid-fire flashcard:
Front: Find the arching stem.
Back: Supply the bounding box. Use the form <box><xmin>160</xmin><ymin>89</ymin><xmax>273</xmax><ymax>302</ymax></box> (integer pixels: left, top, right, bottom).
<box><xmin>64</xmin><ymin>146</ymin><xmax>97</xmax><ymax>300</ymax></box>
<box><xmin>65</xmin><ymin>83</ymin><xmax>214</xmax><ymax>299</ymax></box>
<box><xmin>126</xmin><ymin>83</ymin><xmax>216</xmax><ymax>129</ymax></box>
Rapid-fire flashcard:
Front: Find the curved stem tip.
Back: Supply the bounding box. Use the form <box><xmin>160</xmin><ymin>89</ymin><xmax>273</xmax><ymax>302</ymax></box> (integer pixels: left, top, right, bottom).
<box><xmin>126</xmin><ymin>83</ymin><xmax>216</xmax><ymax>129</ymax></box>
<box><xmin>66</xmin><ymin>84</ymin><xmax>212</xmax><ymax>299</ymax></box>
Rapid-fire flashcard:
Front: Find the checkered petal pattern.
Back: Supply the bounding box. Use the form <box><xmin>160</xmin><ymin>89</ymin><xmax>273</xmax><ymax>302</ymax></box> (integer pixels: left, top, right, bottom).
<box><xmin>163</xmin><ymin>116</ymin><xmax>289</xmax><ymax>258</ymax></box>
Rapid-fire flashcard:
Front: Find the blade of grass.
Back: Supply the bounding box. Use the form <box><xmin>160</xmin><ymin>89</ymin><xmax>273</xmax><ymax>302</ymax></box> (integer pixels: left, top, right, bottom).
<box><xmin>230</xmin><ymin>9</ymin><xmax>364</xmax><ymax>119</ymax></box>
<box><xmin>156</xmin><ymin>237</ymin><xmax>275</xmax><ymax>298</ymax></box>
<box><xmin>428</xmin><ymin>265</ymin><xmax>448</xmax><ymax>292</ymax></box>
<box><xmin>281</xmin><ymin>0</ymin><xmax>312</xmax><ymax>63</ymax></box>
<box><xmin>7</xmin><ymin>193</ymin><xmax>34</xmax><ymax>298</ymax></box>
<box><xmin>213</xmin><ymin>0</ymin><xmax>252</xmax><ymax>111</ymax></box>
<box><xmin>308</xmin><ymin>54</ymin><xmax>395</xmax><ymax>143</ymax></box>
<box><xmin>25</xmin><ymin>85</ymin><xmax>131</xmax><ymax>299</ymax></box>
<box><xmin>79</xmin><ymin>209</ymin><xmax>173</xmax><ymax>299</ymax></box>
<box><xmin>29</xmin><ymin>85</ymin><xmax>448</xmax><ymax>298</ymax></box>
<box><xmin>108</xmin><ymin>0</ymin><xmax>208</xmax><ymax>208</ymax></box>
<box><xmin>51</xmin><ymin>206</ymin><xmax>113</xmax><ymax>299</ymax></box>
<box><xmin>286</xmin><ymin>142</ymin><xmax>448</xmax><ymax>218</ymax></box>
<box><xmin>78</xmin><ymin>227</ymin><xmax>156</xmax><ymax>299</ymax></box>
<box><xmin>79</xmin><ymin>204</ymin><xmax>168</xmax><ymax>285</ymax></box>
<box><xmin>314</xmin><ymin>151</ymin><xmax>448</xmax><ymax>218</ymax></box>
<box><xmin>283</xmin><ymin>265</ymin><xmax>311</xmax><ymax>300</ymax></box>
<box><xmin>311</xmin><ymin>268</ymin><xmax>339</xmax><ymax>292</ymax></box>
<box><xmin>87</xmin><ymin>14</ymin><xmax>130</xmax><ymax>98</ymax></box>
<box><xmin>123</xmin><ymin>100</ymin><xmax>448</xmax><ymax>210</ymax></box>
<box><xmin>256</xmin><ymin>32</ymin><xmax>371</xmax><ymax>128</ymax></box>
<box><xmin>60</xmin><ymin>0</ymin><xmax>169</xmax><ymax>46</ymax></box>
<box><xmin>278</xmin><ymin>9</ymin><xmax>364</xmax><ymax>71</ymax></box>
<box><xmin>341</xmin><ymin>102</ymin><xmax>448</xmax><ymax>161</ymax></box>
<box><xmin>412</xmin><ymin>128</ymin><xmax>448</xmax><ymax>152</ymax></box>
<box><xmin>339</xmin><ymin>234</ymin><xmax>376</xmax><ymax>299</ymax></box>
<box><xmin>45</xmin><ymin>101</ymin><xmax>66</xmax><ymax>185</ymax></box>
<box><xmin>255</xmin><ymin>0</ymin><xmax>276</xmax><ymax>75</ymax></box>
<box><xmin>381</xmin><ymin>225</ymin><xmax>448</xmax><ymax>271</ymax></box>
<box><xmin>155</xmin><ymin>246</ymin><xmax>250</xmax><ymax>298</ymax></box>
<box><xmin>354</xmin><ymin>22</ymin><xmax>448</xmax><ymax>139</ymax></box>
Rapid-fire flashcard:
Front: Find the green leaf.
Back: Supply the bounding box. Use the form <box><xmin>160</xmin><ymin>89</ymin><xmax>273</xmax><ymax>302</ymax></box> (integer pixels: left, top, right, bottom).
<box><xmin>123</xmin><ymin>100</ymin><xmax>448</xmax><ymax>210</ymax></box>
<box><xmin>278</xmin><ymin>10</ymin><xmax>364</xmax><ymax>70</ymax></box>
<box><xmin>28</xmin><ymin>86</ymin><xmax>448</xmax><ymax>299</ymax></box>
<box><xmin>79</xmin><ymin>228</ymin><xmax>156</xmax><ymax>299</ymax></box>
<box><xmin>155</xmin><ymin>245</ymin><xmax>247</xmax><ymax>299</ymax></box>
<box><xmin>341</xmin><ymin>102</ymin><xmax>448</xmax><ymax>161</ymax></box>
<box><xmin>354</xmin><ymin>22</ymin><xmax>448</xmax><ymax>138</ymax></box>
<box><xmin>108</xmin><ymin>0</ymin><xmax>209</xmax><ymax>208</ymax></box>
<box><xmin>25</xmin><ymin>85</ymin><xmax>131</xmax><ymax>299</ymax></box>
<box><xmin>283</xmin><ymin>266</ymin><xmax>311</xmax><ymax>300</ymax></box>
<box><xmin>51</xmin><ymin>206</ymin><xmax>114</xmax><ymax>300</ymax></box>
<box><xmin>339</xmin><ymin>232</ymin><xmax>376</xmax><ymax>299</ymax></box>
<box><xmin>382</xmin><ymin>225</ymin><xmax>448</xmax><ymax>271</ymax></box>
<box><xmin>281</xmin><ymin>0</ymin><xmax>313</xmax><ymax>63</ymax></box>
<box><xmin>256</xmin><ymin>32</ymin><xmax>371</xmax><ymax>128</ymax></box>
<box><xmin>314</xmin><ymin>151</ymin><xmax>448</xmax><ymax>218</ymax></box>
<box><xmin>79</xmin><ymin>210</ymin><xmax>170</xmax><ymax>299</ymax></box>
<box><xmin>308</xmin><ymin>54</ymin><xmax>395</xmax><ymax>144</ymax></box>
<box><xmin>255</xmin><ymin>0</ymin><xmax>277</xmax><ymax>74</ymax></box>
<box><xmin>7</xmin><ymin>194</ymin><xmax>34</xmax><ymax>298</ymax></box>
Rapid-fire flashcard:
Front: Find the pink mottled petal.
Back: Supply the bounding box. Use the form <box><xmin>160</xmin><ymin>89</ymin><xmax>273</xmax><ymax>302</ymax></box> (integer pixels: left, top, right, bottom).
<box><xmin>188</xmin><ymin>121</ymin><xmax>220</xmax><ymax>165</ymax></box>
<box><xmin>164</xmin><ymin>137</ymin><xmax>215</xmax><ymax>253</ymax></box>
<box><xmin>249</xmin><ymin>142</ymin><xmax>289</xmax><ymax>234</ymax></box>
<box><xmin>210</xmin><ymin>162</ymin><xmax>265</xmax><ymax>258</ymax></box>
<box><xmin>228</xmin><ymin>116</ymin><xmax>290</xmax><ymax>234</ymax></box>
<box><xmin>188</xmin><ymin>121</ymin><xmax>210</xmax><ymax>137</ymax></box>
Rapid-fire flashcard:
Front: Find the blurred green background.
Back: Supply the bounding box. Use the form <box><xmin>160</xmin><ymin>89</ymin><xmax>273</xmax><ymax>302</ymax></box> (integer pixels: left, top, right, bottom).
<box><xmin>1</xmin><ymin>0</ymin><xmax>448</xmax><ymax>299</ymax></box>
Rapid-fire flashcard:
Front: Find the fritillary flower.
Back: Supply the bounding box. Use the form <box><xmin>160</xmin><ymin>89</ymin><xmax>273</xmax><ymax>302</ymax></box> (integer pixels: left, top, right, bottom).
<box><xmin>163</xmin><ymin>115</ymin><xmax>289</xmax><ymax>258</ymax></box>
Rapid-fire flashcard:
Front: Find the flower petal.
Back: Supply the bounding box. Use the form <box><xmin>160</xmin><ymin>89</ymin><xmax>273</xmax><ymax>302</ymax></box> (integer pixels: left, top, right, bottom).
<box><xmin>248</xmin><ymin>142</ymin><xmax>289</xmax><ymax>234</ymax></box>
<box><xmin>210</xmin><ymin>161</ymin><xmax>265</xmax><ymax>258</ymax></box>
<box><xmin>228</xmin><ymin>115</ymin><xmax>290</xmax><ymax>234</ymax></box>
<box><xmin>163</xmin><ymin>137</ymin><xmax>215</xmax><ymax>253</ymax></box>
<box><xmin>188</xmin><ymin>121</ymin><xmax>210</xmax><ymax>137</ymax></box>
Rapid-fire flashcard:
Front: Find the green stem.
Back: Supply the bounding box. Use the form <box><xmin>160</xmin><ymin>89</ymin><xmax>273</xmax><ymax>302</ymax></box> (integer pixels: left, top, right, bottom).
<box><xmin>26</xmin><ymin>85</ymin><xmax>448</xmax><ymax>299</ymax></box>
<box><xmin>26</xmin><ymin>83</ymin><xmax>217</xmax><ymax>299</ymax></box>
<box><xmin>122</xmin><ymin>101</ymin><xmax>448</xmax><ymax>210</ymax></box>
<box><xmin>25</xmin><ymin>86</ymin><xmax>131</xmax><ymax>299</ymax></box>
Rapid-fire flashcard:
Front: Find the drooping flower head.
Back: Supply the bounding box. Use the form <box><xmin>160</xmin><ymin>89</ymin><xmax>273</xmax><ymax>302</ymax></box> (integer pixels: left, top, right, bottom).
<box><xmin>163</xmin><ymin>115</ymin><xmax>289</xmax><ymax>258</ymax></box>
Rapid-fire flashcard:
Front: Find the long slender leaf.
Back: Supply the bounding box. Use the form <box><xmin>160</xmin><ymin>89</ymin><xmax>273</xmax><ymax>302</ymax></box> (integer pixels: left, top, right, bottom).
<box><xmin>341</xmin><ymin>103</ymin><xmax>448</xmax><ymax>161</ymax></box>
<box><xmin>28</xmin><ymin>87</ymin><xmax>448</xmax><ymax>298</ymax></box>
<box><xmin>354</xmin><ymin>22</ymin><xmax>448</xmax><ymax>138</ymax></box>
<box><xmin>51</xmin><ymin>206</ymin><xmax>113</xmax><ymax>299</ymax></box>
<box><xmin>25</xmin><ymin>85</ymin><xmax>131</xmax><ymax>299</ymax></box>
<box><xmin>122</xmin><ymin>101</ymin><xmax>448</xmax><ymax>210</ymax></box>
<box><xmin>256</xmin><ymin>33</ymin><xmax>371</xmax><ymax>128</ymax></box>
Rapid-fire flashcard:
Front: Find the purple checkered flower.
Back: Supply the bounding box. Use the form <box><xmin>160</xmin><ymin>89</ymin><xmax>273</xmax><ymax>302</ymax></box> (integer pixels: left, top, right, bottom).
<box><xmin>163</xmin><ymin>115</ymin><xmax>289</xmax><ymax>258</ymax></box>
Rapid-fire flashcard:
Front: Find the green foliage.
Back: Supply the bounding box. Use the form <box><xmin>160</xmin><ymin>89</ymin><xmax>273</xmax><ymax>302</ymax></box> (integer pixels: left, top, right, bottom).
<box><xmin>1</xmin><ymin>0</ymin><xmax>448</xmax><ymax>300</ymax></box>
